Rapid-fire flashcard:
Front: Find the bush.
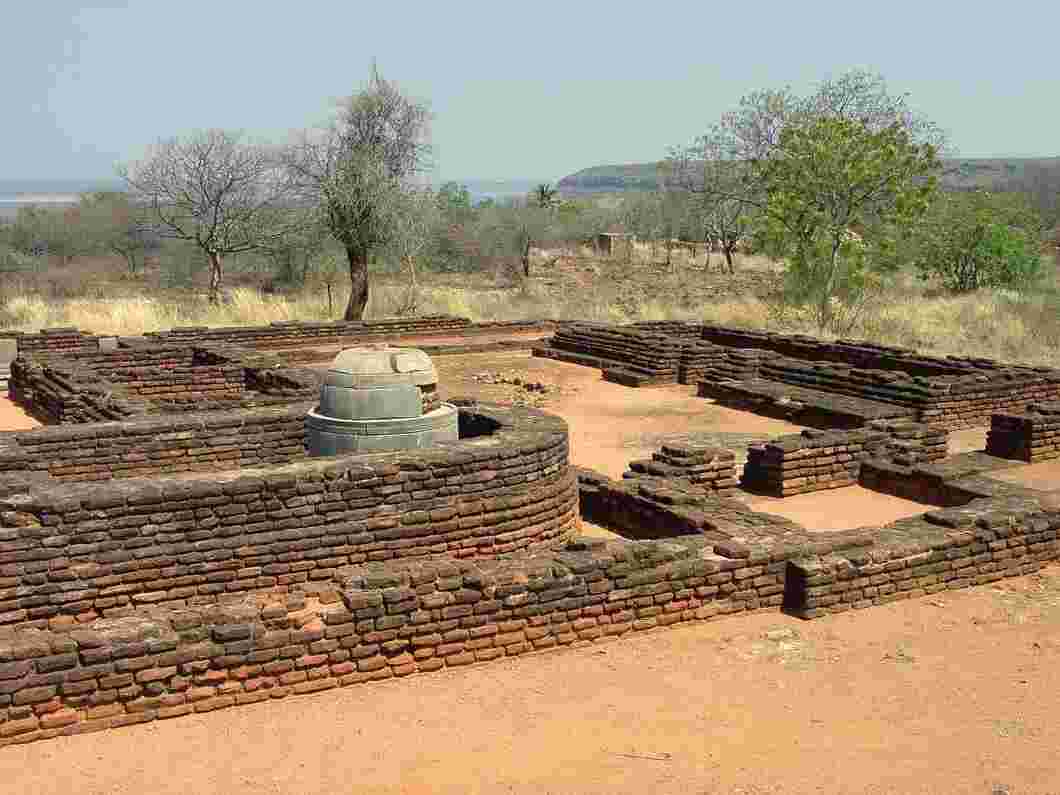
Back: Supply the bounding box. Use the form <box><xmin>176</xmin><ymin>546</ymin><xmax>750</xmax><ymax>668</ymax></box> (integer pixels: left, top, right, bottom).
<box><xmin>912</xmin><ymin>190</ymin><xmax>1045</xmax><ymax>292</ymax></box>
<box><xmin>0</xmin><ymin>246</ymin><xmax>38</xmax><ymax>275</ymax></box>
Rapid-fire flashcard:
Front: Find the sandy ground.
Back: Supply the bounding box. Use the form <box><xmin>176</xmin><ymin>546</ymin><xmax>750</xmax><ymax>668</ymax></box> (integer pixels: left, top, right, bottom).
<box><xmin>434</xmin><ymin>353</ymin><xmax>941</xmax><ymax>531</ymax></box>
<box><xmin>988</xmin><ymin>460</ymin><xmax>1060</xmax><ymax>494</ymax></box>
<box><xmin>5</xmin><ymin>570</ymin><xmax>1060</xmax><ymax>795</ymax></box>
<box><xmin>0</xmin><ymin>390</ymin><xmax>41</xmax><ymax>430</ymax></box>
<box><xmin>3</xmin><ymin>352</ymin><xmax>1060</xmax><ymax>793</ymax></box>
<box><xmin>433</xmin><ymin>352</ymin><xmax>807</xmax><ymax>481</ymax></box>
<box><xmin>741</xmin><ymin>486</ymin><xmax>931</xmax><ymax>531</ymax></box>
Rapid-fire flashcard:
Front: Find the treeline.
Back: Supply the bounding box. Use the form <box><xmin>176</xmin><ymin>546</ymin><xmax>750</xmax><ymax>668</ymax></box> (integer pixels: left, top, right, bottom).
<box><xmin>1</xmin><ymin>67</ymin><xmax>1057</xmax><ymax>332</ymax></box>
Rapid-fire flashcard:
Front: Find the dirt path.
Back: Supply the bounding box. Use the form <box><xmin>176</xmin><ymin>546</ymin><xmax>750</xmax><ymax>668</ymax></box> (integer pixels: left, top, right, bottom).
<box><xmin>5</xmin><ymin>351</ymin><xmax>1060</xmax><ymax>793</ymax></box>
<box><xmin>988</xmin><ymin>460</ymin><xmax>1060</xmax><ymax>494</ymax></box>
<box><xmin>433</xmin><ymin>352</ymin><xmax>805</xmax><ymax>480</ymax></box>
<box><xmin>5</xmin><ymin>568</ymin><xmax>1059</xmax><ymax>795</ymax></box>
<box><xmin>0</xmin><ymin>393</ymin><xmax>40</xmax><ymax>431</ymax></box>
<box><xmin>435</xmin><ymin>353</ymin><xmax>940</xmax><ymax>530</ymax></box>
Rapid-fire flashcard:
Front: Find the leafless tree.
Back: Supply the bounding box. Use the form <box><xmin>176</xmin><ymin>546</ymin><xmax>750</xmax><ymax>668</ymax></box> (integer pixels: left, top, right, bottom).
<box><xmin>386</xmin><ymin>187</ymin><xmax>440</xmax><ymax>314</ymax></box>
<box><xmin>284</xmin><ymin>64</ymin><xmax>432</xmax><ymax>320</ymax></box>
<box><xmin>666</xmin><ymin>132</ymin><xmax>757</xmax><ymax>275</ymax></box>
<box><xmin>119</xmin><ymin>130</ymin><xmax>297</xmax><ymax>303</ymax></box>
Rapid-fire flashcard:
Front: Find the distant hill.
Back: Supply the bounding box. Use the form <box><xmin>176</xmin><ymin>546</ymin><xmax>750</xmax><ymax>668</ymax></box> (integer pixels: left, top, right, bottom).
<box><xmin>557</xmin><ymin>158</ymin><xmax>1060</xmax><ymax>195</ymax></box>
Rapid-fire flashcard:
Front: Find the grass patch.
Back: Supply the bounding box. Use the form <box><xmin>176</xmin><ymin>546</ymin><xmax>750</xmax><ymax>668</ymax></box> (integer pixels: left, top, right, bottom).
<box><xmin>1</xmin><ymin>251</ymin><xmax>1057</xmax><ymax>369</ymax></box>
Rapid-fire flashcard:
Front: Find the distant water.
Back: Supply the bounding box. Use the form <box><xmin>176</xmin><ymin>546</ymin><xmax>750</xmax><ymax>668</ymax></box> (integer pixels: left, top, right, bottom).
<box><xmin>0</xmin><ymin>179</ymin><xmax>125</xmax><ymax>220</ymax></box>
<box><xmin>0</xmin><ymin>177</ymin><xmax>546</xmax><ymax>219</ymax></box>
<box><xmin>458</xmin><ymin>178</ymin><xmax>545</xmax><ymax>204</ymax></box>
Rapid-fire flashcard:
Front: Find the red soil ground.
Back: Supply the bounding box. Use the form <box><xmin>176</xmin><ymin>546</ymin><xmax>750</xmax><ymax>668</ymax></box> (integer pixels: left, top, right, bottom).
<box><xmin>2</xmin><ymin>354</ymin><xmax>1059</xmax><ymax>794</ymax></box>
<box><xmin>0</xmin><ymin>391</ymin><xmax>40</xmax><ymax>431</ymax></box>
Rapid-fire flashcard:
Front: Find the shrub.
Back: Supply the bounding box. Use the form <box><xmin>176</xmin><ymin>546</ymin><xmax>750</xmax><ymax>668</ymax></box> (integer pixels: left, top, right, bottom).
<box><xmin>912</xmin><ymin>190</ymin><xmax>1045</xmax><ymax>292</ymax></box>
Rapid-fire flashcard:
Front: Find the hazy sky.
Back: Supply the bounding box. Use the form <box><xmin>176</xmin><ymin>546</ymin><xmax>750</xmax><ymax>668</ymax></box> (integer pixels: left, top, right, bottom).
<box><xmin>5</xmin><ymin>0</ymin><xmax>1058</xmax><ymax>183</ymax></box>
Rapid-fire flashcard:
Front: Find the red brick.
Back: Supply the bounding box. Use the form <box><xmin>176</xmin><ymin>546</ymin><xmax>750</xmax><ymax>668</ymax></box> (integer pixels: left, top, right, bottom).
<box><xmin>0</xmin><ymin>717</ymin><xmax>39</xmax><ymax>737</ymax></box>
<box><xmin>136</xmin><ymin>666</ymin><xmax>178</xmax><ymax>684</ymax></box>
<box><xmin>84</xmin><ymin>703</ymin><xmax>123</xmax><ymax>720</ymax></box>
<box><xmin>38</xmin><ymin>710</ymin><xmax>80</xmax><ymax>730</ymax></box>
<box><xmin>158</xmin><ymin>704</ymin><xmax>194</xmax><ymax>720</ymax></box>
<box><xmin>292</xmin><ymin>678</ymin><xmax>337</xmax><ymax>695</ymax></box>
<box><xmin>194</xmin><ymin>696</ymin><xmax>236</xmax><ymax>713</ymax></box>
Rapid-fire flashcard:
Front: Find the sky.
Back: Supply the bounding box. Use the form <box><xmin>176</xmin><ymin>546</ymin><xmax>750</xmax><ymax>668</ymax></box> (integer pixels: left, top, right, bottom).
<box><xmin>4</xmin><ymin>0</ymin><xmax>1059</xmax><ymax>184</ymax></box>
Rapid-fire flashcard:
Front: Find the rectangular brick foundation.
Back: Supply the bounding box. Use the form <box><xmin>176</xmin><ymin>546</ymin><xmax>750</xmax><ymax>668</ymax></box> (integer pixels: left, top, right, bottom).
<box><xmin>625</xmin><ymin>443</ymin><xmax>739</xmax><ymax>497</ymax></box>
<box><xmin>986</xmin><ymin>402</ymin><xmax>1060</xmax><ymax>462</ymax></box>
<box><xmin>534</xmin><ymin>324</ymin><xmax>680</xmax><ymax>386</ymax></box>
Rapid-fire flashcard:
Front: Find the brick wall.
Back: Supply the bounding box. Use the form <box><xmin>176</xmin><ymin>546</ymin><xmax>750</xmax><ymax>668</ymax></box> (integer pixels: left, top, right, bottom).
<box><xmin>697</xmin><ymin>324</ymin><xmax>1007</xmax><ymax>377</ymax></box>
<box><xmin>0</xmin><ymin>328</ymin><xmax>101</xmax><ymax>357</ymax></box>
<box><xmin>865</xmin><ymin>419</ymin><xmax>948</xmax><ymax>466</ymax></box>
<box><xmin>0</xmin><ymin>468</ymin><xmax>1056</xmax><ymax>746</ymax></box>
<box><xmin>10</xmin><ymin>343</ymin><xmax>322</xmax><ymax>425</ymax></box>
<box><xmin>75</xmin><ymin>346</ymin><xmax>245</xmax><ymax>406</ymax></box>
<box><xmin>786</xmin><ymin>498</ymin><xmax>1059</xmax><ymax>618</ymax></box>
<box><xmin>676</xmin><ymin>341</ymin><xmax>726</xmax><ymax>385</ymax></box>
<box><xmin>740</xmin><ymin>421</ymin><xmax>948</xmax><ymax>497</ymax></box>
<box><xmin>0</xmin><ymin>403</ymin><xmax>313</xmax><ymax>483</ymax></box>
<box><xmin>986</xmin><ymin>402</ymin><xmax>1060</xmax><ymax>462</ymax></box>
<box><xmin>742</xmin><ymin>428</ymin><xmax>888</xmax><ymax>497</ymax></box>
<box><xmin>756</xmin><ymin>355</ymin><xmax>1060</xmax><ymax>429</ymax></box>
<box><xmin>0</xmin><ymin>405</ymin><xmax>577</xmax><ymax>628</ymax></box>
<box><xmin>0</xmin><ymin>534</ymin><xmax>783</xmax><ymax>747</ymax></box>
<box><xmin>534</xmin><ymin>324</ymin><xmax>681</xmax><ymax>386</ymax></box>
<box><xmin>9</xmin><ymin>358</ymin><xmax>149</xmax><ymax>424</ymax></box>
<box><xmin>142</xmin><ymin>316</ymin><xmax>475</xmax><ymax>349</ymax></box>
<box><xmin>2</xmin><ymin>319</ymin><xmax>565</xmax><ymax>361</ymax></box>
<box><xmin>624</xmin><ymin>443</ymin><xmax>738</xmax><ymax>497</ymax></box>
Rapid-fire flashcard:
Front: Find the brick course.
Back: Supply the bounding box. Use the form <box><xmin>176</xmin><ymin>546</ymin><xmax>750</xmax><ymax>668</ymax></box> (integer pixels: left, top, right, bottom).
<box><xmin>625</xmin><ymin>443</ymin><xmax>738</xmax><ymax>497</ymax></box>
<box><xmin>0</xmin><ymin>403</ymin><xmax>313</xmax><ymax>483</ymax></box>
<box><xmin>986</xmin><ymin>402</ymin><xmax>1060</xmax><ymax>462</ymax></box>
<box><xmin>741</xmin><ymin>421</ymin><xmax>948</xmax><ymax>497</ymax></box>
<box><xmin>9</xmin><ymin>343</ymin><xmax>321</xmax><ymax>425</ymax></box>
<box><xmin>0</xmin><ymin>404</ymin><xmax>577</xmax><ymax>628</ymax></box>
<box><xmin>1</xmin><ymin>488</ymin><xmax>1054</xmax><ymax>747</ymax></box>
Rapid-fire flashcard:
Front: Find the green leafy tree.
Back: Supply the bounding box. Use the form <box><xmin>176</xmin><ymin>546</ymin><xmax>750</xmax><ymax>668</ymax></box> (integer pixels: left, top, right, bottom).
<box><xmin>910</xmin><ymin>190</ymin><xmax>1044</xmax><ymax>292</ymax></box>
<box><xmin>752</xmin><ymin>116</ymin><xmax>939</xmax><ymax>331</ymax></box>
<box><xmin>77</xmin><ymin>191</ymin><xmax>154</xmax><ymax>275</ymax></box>
<box><xmin>8</xmin><ymin>205</ymin><xmax>84</xmax><ymax>264</ymax></box>
<box><xmin>533</xmin><ymin>183</ymin><xmax>558</xmax><ymax>210</ymax></box>
<box><xmin>669</xmin><ymin>69</ymin><xmax>951</xmax><ymax>278</ymax></box>
<box><xmin>436</xmin><ymin>182</ymin><xmax>472</xmax><ymax>214</ymax></box>
<box><xmin>284</xmin><ymin>64</ymin><xmax>432</xmax><ymax>320</ymax></box>
<box><xmin>261</xmin><ymin>216</ymin><xmax>330</xmax><ymax>288</ymax></box>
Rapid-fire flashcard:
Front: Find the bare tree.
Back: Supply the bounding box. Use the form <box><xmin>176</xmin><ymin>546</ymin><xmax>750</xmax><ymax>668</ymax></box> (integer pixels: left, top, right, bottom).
<box><xmin>120</xmin><ymin>130</ymin><xmax>297</xmax><ymax>303</ymax></box>
<box><xmin>285</xmin><ymin>64</ymin><xmax>432</xmax><ymax>320</ymax></box>
<box><xmin>666</xmin><ymin>132</ymin><xmax>757</xmax><ymax>275</ymax></box>
<box><xmin>386</xmin><ymin>187</ymin><xmax>440</xmax><ymax>313</ymax></box>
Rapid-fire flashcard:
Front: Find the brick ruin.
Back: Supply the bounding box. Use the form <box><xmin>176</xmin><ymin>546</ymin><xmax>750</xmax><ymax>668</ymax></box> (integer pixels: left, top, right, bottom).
<box><xmin>0</xmin><ymin>317</ymin><xmax>1057</xmax><ymax>746</ymax></box>
<box><xmin>533</xmin><ymin>321</ymin><xmax>1060</xmax><ymax>429</ymax></box>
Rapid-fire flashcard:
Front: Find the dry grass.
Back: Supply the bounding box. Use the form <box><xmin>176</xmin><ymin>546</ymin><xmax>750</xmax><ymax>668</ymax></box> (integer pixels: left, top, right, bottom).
<box><xmin>1</xmin><ymin>250</ymin><xmax>1057</xmax><ymax>369</ymax></box>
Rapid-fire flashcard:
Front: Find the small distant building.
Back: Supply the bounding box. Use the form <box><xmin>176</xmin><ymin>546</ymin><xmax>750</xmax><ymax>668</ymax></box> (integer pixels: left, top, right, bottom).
<box><xmin>592</xmin><ymin>230</ymin><xmax>636</xmax><ymax>257</ymax></box>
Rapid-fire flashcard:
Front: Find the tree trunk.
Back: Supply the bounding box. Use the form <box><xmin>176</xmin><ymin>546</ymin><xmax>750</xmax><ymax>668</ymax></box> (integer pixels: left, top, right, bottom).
<box><xmin>723</xmin><ymin>245</ymin><xmax>735</xmax><ymax>275</ymax></box>
<box><xmin>522</xmin><ymin>237</ymin><xmax>532</xmax><ymax>278</ymax></box>
<box><xmin>818</xmin><ymin>240</ymin><xmax>842</xmax><ymax>330</ymax></box>
<box><xmin>207</xmin><ymin>251</ymin><xmax>223</xmax><ymax>304</ymax></box>
<box><xmin>344</xmin><ymin>244</ymin><xmax>370</xmax><ymax>321</ymax></box>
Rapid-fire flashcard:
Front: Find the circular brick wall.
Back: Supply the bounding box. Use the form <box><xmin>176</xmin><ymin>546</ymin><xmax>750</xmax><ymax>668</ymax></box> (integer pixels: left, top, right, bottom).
<box><xmin>0</xmin><ymin>403</ymin><xmax>578</xmax><ymax>627</ymax></box>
